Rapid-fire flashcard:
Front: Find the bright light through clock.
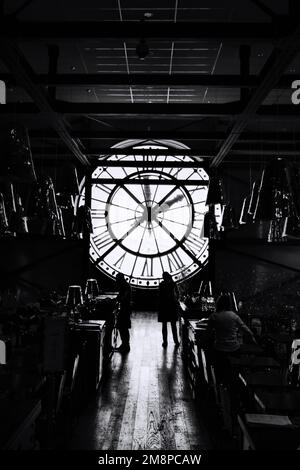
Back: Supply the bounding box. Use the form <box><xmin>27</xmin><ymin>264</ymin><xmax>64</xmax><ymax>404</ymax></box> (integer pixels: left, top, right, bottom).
<box><xmin>78</xmin><ymin>143</ymin><xmax>220</xmax><ymax>288</ymax></box>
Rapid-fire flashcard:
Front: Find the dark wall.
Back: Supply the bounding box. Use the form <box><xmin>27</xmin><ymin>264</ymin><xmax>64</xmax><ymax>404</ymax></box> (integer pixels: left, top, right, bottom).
<box><xmin>214</xmin><ymin>241</ymin><xmax>300</xmax><ymax>324</ymax></box>
<box><xmin>0</xmin><ymin>237</ymin><xmax>87</xmax><ymax>304</ymax></box>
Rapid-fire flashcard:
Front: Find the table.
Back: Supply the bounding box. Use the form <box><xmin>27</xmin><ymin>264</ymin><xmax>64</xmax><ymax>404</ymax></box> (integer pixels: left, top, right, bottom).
<box><xmin>74</xmin><ymin>320</ymin><xmax>106</xmax><ymax>393</ymax></box>
<box><xmin>0</xmin><ymin>398</ymin><xmax>42</xmax><ymax>449</ymax></box>
<box><xmin>229</xmin><ymin>356</ymin><xmax>280</xmax><ymax>371</ymax></box>
<box><xmin>253</xmin><ymin>390</ymin><xmax>300</xmax><ymax>415</ymax></box>
<box><xmin>238</xmin><ymin>413</ymin><xmax>300</xmax><ymax>450</ymax></box>
<box><xmin>239</xmin><ymin>343</ymin><xmax>264</xmax><ymax>356</ymax></box>
<box><xmin>239</xmin><ymin>370</ymin><xmax>289</xmax><ymax>390</ymax></box>
<box><xmin>181</xmin><ymin>318</ymin><xmax>209</xmax><ymax>397</ymax></box>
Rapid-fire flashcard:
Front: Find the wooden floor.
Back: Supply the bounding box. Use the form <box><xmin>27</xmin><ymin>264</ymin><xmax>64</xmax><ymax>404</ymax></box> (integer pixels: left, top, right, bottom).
<box><xmin>69</xmin><ymin>312</ymin><xmax>212</xmax><ymax>450</ymax></box>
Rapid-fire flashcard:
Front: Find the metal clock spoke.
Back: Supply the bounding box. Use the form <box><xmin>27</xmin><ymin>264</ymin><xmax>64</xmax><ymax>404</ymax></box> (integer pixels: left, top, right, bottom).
<box><xmin>98</xmin><ymin>213</ymin><xmax>145</xmax><ymax>262</ymax></box>
<box><xmin>152</xmin><ymin>226</ymin><xmax>165</xmax><ymax>274</ymax></box>
<box><xmin>158</xmin><ymin>220</ymin><xmax>201</xmax><ymax>266</ymax></box>
<box><xmin>161</xmin><ymin>217</ymin><xmax>190</xmax><ymax>228</ymax></box>
<box><xmin>130</xmin><ymin>224</ymin><xmax>148</xmax><ymax>278</ymax></box>
<box><xmin>121</xmin><ymin>184</ymin><xmax>144</xmax><ymax>208</ymax></box>
<box><xmin>109</xmin><ymin>215</ymin><xmax>137</xmax><ymax>226</ymax></box>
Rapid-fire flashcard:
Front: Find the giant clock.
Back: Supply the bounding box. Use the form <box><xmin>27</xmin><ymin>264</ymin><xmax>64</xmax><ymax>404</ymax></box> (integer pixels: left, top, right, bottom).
<box><xmin>78</xmin><ymin>143</ymin><xmax>211</xmax><ymax>288</ymax></box>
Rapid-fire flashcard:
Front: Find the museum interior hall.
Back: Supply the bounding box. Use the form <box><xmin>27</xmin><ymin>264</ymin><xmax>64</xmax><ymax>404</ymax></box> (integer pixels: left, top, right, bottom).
<box><xmin>1</xmin><ymin>0</ymin><xmax>300</xmax><ymax>451</ymax></box>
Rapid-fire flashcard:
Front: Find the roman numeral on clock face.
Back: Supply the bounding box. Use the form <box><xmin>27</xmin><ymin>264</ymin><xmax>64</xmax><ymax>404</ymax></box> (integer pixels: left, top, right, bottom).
<box><xmin>167</xmin><ymin>251</ymin><xmax>185</xmax><ymax>272</ymax></box>
<box><xmin>91</xmin><ymin>208</ymin><xmax>107</xmax><ymax>219</ymax></box>
<box><xmin>93</xmin><ymin>229</ymin><xmax>114</xmax><ymax>251</ymax></box>
<box><xmin>96</xmin><ymin>183</ymin><xmax>112</xmax><ymax>195</ymax></box>
<box><xmin>141</xmin><ymin>258</ymin><xmax>153</xmax><ymax>277</ymax></box>
<box><xmin>115</xmin><ymin>252</ymin><xmax>126</xmax><ymax>270</ymax></box>
<box><xmin>184</xmin><ymin>232</ymin><xmax>205</xmax><ymax>255</ymax></box>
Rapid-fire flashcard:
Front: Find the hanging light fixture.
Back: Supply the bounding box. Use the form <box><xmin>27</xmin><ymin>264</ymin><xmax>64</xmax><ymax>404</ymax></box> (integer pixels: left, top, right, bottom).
<box><xmin>253</xmin><ymin>157</ymin><xmax>296</xmax><ymax>242</ymax></box>
<box><xmin>248</xmin><ymin>181</ymin><xmax>260</xmax><ymax>217</ymax></box>
<box><xmin>0</xmin><ymin>192</ymin><xmax>9</xmax><ymax>236</ymax></box>
<box><xmin>239</xmin><ymin>196</ymin><xmax>251</xmax><ymax>225</ymax></box>
<box><xmin>268</xmin><ymin>218</ymin><xmax>287</xmax><ymax>243</ymax></box>
<box><xmin>56</xmin><ymin>163</ymin><xmax>79</xmax><ymax>210</ymax></box>
<box><xmin>0</xmin><ymin>126</ymin><xmax>37</xmax><ymax>183</ymax></box>
<box><xmin>10</xmin><ymin>195</ymin><xmax>28</xmax><ymax>234</ymax></box>
<box><xmin>26</xmin><ymin>175</ymin><xmax>64</xmax><ymax>236</ymax></box>
<box><xmin>255</xmin><ymin>157</ymin><xmax>292</xmax><ymax>222</ymax></box>
<box><xmin>206</xmin><ymin>174</ymin><xmax>225</xmax><ymax>206</ymax></box>
<box><xmin>222</xmin><ymin>204</ymin><xmax>237</xmax><ymax>230</ymax></box>
<box><xmin>198</xmin><ymin>280</ymin><xmax>213</xmax><ymax>296</ymax></box>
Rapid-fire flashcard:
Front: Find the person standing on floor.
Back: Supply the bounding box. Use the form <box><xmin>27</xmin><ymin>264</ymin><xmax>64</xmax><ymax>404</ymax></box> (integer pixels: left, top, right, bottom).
<box><xmin>158</xmin><ymin>272</ymin><xmax>180</xmax><ymax>348</ymax></box>
<box><xmin>115</xmin><ymin>273</ymin><xmax>132</xmax><ymax>353</ymax></box>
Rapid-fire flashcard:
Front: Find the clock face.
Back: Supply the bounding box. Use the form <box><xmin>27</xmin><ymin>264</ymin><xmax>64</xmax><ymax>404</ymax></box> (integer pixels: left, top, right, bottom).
<box><xmin>78</xmin><ymin>147</ymin><xmax>211</xmax><ymax>288</ymax></box>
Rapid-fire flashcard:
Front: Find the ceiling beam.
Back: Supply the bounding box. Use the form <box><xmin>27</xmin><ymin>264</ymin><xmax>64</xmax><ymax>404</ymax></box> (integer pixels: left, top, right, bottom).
<box><xmin>30</xmin><ymin>148</ymin><xmax>214</xmax><ymax>158</ymax></box>
<box><xmin>0</xmin><ymin>73</ymin><xmax>297</xmax><ymax>89</ymax></box>
<box><xmin>0</xmin><ymin>20</ymin><xmax>291</xmax><ymax>41</ymax></box>
<box><xmin>29</xmin><ymin>143</ymin><xmax>300</xmax><ymax>157</ymax></box>
<box><xmin>9</xmin><ymin>0</ymin><xmax>35</xmax><ymax>19</ymax></box>
<box><xmin>250</xmin><ymin>0</ymin><xmax>277</xmax><ymax>20</ymax></box>
<box><xmin>1</xmin><ymin>102</ymin><xmax>299</xmax><ymax>118</ymax></box>
<box><xmin>27</xmin><ymin>130</ymin><xmax>300</xmax><ymax>143</ymax></box>
<box><xmin>91</xmin><ymin>178</ymin><xmax>209</xmax><ymax>186</ymax></box>
<box><xmin>210</xmin><ymin>22</ymin><xmax>300</xmax><ymax>167</ymax></box>
<box><xmin>0</xmin><ymin>40</ymin><xmax>90</xmax><ymax>166</ymax></box>
<box><xmin>230</xmin><ymin>149</ymin><xmax>300</xmax><ymax>156</ymax></box>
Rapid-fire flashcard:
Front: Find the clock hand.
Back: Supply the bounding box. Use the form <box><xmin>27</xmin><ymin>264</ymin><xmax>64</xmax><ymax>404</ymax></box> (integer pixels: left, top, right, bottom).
<box><xmin>157</xmin><ymin>220</ymin><xmax>201</xmax><ymax>266</ymax></box>
<box><xmin>152</xmin><ymin>193</ymin><xmax>186</xmax><ymax>221</ymax></box>
<box><xmin>159</xmin><ymin>194</ymin><xmax>185</xmax><ymax>212</ymax></box>
<box><xmin>121</xmin><ymin>184</ymin><xmax>144</xmax><ymax>209</ymax></box>
<box><xmin>97</xmin><ymin>211</ymin><xmax>147</xmax><ymax>262</ymax></box>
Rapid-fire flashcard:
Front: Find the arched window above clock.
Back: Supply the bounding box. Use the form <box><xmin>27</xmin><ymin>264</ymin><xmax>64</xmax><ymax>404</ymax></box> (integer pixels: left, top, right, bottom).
<box><xmin>78</xmin><ymin>140</ymin><xmax>221</xmax><ymax>288</ymax></box>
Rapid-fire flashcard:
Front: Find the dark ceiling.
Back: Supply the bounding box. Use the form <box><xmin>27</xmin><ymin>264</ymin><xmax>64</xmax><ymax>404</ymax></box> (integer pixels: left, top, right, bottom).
<box><xmin>0</xmin><ymin>0</ymin><xmax>299</xmax><ymax>168</ymax></box>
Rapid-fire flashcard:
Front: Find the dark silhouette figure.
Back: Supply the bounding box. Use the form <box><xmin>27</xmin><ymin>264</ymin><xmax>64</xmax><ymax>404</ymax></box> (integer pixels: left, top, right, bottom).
<box><xmin>158</xmin><ymin>272</ymin><xmax>180</xmax><ymax>348</ymax></box>
<box><xmin>206</xmin><ymin>294</ymin><xmax>256</xmax><ymax>416</ymax></box>
<box><xmin>115</xmin><ymin>273</ymin><xmax>132</xmax><ymax>353</ymax></box>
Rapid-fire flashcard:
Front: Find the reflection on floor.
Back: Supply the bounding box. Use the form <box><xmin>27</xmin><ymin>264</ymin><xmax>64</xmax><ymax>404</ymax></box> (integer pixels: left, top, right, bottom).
<box><xmin>69</xmin><ymin>312</ymin><xmax>211</xmax><ymax>450</ymax></box>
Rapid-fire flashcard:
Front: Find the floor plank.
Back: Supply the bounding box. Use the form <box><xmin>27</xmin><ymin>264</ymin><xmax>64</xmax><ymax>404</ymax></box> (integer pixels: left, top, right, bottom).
<box><xmin>69</xmin><ymin>312</ymin><xmax>211</xmax><ymax>450</ymax></box>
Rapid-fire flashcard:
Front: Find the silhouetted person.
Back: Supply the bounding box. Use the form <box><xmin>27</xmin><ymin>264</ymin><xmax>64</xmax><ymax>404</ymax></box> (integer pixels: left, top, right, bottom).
<box><xmin>115</xmin><ymin>273</ymin><xmax>131</xmax><ymax>353</ymax></box>
<box><xmin>158</xmin><ymin>272</ymin><xmax>180</xmax><ymax>348</ymax></box>
<box><xmin>207</xmin><ymin>294</ymin><xmax>256</xmax><ymax>395</ymax></box>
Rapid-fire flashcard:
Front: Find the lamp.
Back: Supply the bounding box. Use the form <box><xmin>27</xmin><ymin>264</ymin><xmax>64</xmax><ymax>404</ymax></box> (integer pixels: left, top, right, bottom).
<box><xmin>268</xmin><ymin>218</ymin><xmax>287</xmax><ymax>243</ymax></box>
<box><xmin>198</xmin><ymin>280</ymin><xmax>213</xmax><ymax>297</ymax></box>
<box><xmin>0</xmin><ymin>126</ymin><xmax>37</xmax><ymax>183</ymax></box>
<box><xmin>66</xmin><ymin>285</ymin><xmax>83</xmax><ymax>321</ymax></box>
<box><xmin>0</xmin><ymin>192</ymin><xmax>9</xmax><ymax>235</ymax></box>
<box><xmin>239</xmin><ymin>196</ymin><xmax>251</xmax><ymax>225</ymax></box>
<box><xmin>206</xmin><ymin>175</ymin><xmax>225</xmax><ymax>205</ymax></box>
<box><xmin>229</xmin><ymin>291</ymin><xmax>238</xmax><ymax>312</ymax></box>
<box><xmin>26</xmin><ymin>176</ymin><xmax>64</xmax><ymax>236</ymax></box>
<box><xmin>248</xmin><ymin>181</ymin><xmax>260</xmax><ymax>216</ymax></box>
<box><xmin>56</xmin><ymin>163</ymin><xmax>79</xmax><ymax>210</ymax></box>
<box><xmin>255</xmin><ymin>158</ymin><xmax>292</xmax><ymax>221</ymax></box>
<box><xmin>10</xmin><ymin>195</ymin><xmax>28</xmax><ymax>234</ymax></box>
<box><xmin>85</xmin><ymin>279</ymin><xmax>99</xmax><ymax>299</ymax></box>
<box><xmin>287</xmin><ymin>338</ymin><xmax>300</xmax><ymax>387</ymax></box>
<box><xmin>222</xmin><ymin>204</ymin><xmax>237</xmax><ymax>230</ymax></box>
